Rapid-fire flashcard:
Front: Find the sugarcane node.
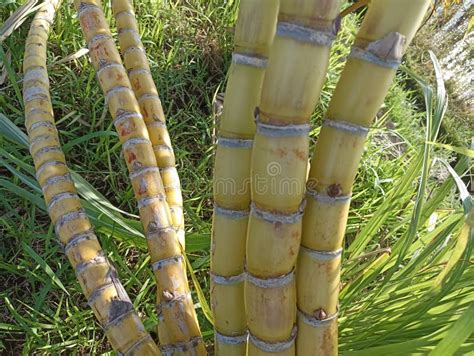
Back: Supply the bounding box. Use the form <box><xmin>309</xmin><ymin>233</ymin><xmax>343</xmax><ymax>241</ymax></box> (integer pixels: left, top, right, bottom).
<box><xmin>249</xmin><ymin>325</ymin><xmax>297</xmax><ymax>353</ymax></box>
<box><xmin>314</xmin><ymin>308</ymin><xmax>327</xmax><ymax>320</ymax></box>
<box><xmin>215</xmin><ymin>330</ymin><xmax>249</xmax><ymax>345</ymax></box>
<box><xmin>159</xmin><ymin>336</ymin><xmax>202</xmax><ymax>354</ymax></box>
<box><xmin>323</xmin><ymin>118</ymin><xmax>369</xmax><ymax>136</ymax></box>
<box><xmin>253</xmin><ymin>106</ymin><xmax>260</xmax><ymax>120</ymax></box>
<box><xmin>276</xmin><ymin>21</ymin><xmax>336</xmax><ymax>47</ymax></box>
<box><xmin>231</xmin><ymin>52</ymin><xmax>268</xmax><ymax>68</ymax></box>
<box><xmin>64</xmin><ymin>230</ymin><xmax>97</xmax><ymax>252</ymax></box>
<box><xmin>327</xmin><ymin>183</ymin><xmax>343</xmax><ymax>198</ymax></box>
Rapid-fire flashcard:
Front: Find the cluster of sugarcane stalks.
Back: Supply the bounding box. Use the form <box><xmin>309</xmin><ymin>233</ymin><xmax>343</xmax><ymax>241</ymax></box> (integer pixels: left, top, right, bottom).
<box><xmin>21</xmin><ymin>0</ymin><xmax>431</xmax><ymax>354</ymax></box>
<box><xmin>212</xmin><ymin>0</ymin><xmax>431</xmax><ymax>355</ymax></box>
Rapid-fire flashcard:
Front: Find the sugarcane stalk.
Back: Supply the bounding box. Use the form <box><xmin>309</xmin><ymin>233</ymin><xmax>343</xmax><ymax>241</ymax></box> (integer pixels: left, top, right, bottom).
<box><xmin>297</xmin><ymin>1</ymin><xmax>431</xmax><ymax>354</ymax></box>
<box><xmin>210</xmin><ymin>1</ymin><xmax>279</xmax><ymax>354</ymax></box>
<box><xmin>22</xmin><ymin>1</ymin><xmax>160</xmax><ymax>354</ymax></box>
<box><xmin>109</xmin><ymin>0</ymin><xmax>185</xmax><ymax>251</ymax></box>
<box><xmin>244</xmin><ymin>0</ymin><xmax>341</xmax><ymax>354</ymax></box>
<box><xmin>73</xmin><ymin>0</ymin><xmax>205</xmax><ymax>353</ymax></box>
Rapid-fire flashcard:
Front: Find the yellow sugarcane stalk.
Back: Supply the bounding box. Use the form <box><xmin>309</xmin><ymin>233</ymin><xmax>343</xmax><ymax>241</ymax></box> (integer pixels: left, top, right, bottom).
<box><xmin>211</xmin><ymin>1</ymin><xmax>279</xmax><ymax>354</ymax></box>
<box><xmin>22</xmin><ymin>1</ymin><xmax>160</xmax><ymax>354</ymax></box>
<box><xmin>110</xmin><ymin>0</ymin><xmax>185</xmax><ymax>250</ymax></box>
<box><xmin>297</xmin><ymin>1</ymin><xmax>431</xmax><ymax>354</ymax></box>
<box><xmin>244</xmin><ymin>1</ymin><xmax>341</xmax><ymax>354</ymax></box>
<box><xmin>73</xmin><ymin>0</ymin><xmax>205</xmax><ymax>353</ymax></box>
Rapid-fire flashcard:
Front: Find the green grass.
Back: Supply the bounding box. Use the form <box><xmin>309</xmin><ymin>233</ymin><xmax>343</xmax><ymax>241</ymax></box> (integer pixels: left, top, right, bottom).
<box><xmin>0</xmin><ymin>0</ymin><xmax>473</xmax><ymax>354</ymax></box>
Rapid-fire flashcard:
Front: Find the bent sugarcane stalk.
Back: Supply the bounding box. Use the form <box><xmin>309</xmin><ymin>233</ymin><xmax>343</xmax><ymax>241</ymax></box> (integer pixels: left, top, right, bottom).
<box><xmin>110</xmin><ymin>0</ymin><xmax>185</xmax><ymax>250</ymax></box>
<box><xmin>211</xmin><ymin>1</ymin><xmax>279</xmax><ymax>354</ymax></box>
<box><xmin>244</xmin><ymin>0</ymin><xmax>341</xmax><ymax>354</ymax></box>
<box><xmin>297</xmin><ymin>1</ymin><xmax>431</xmax><ymax>354</ymax></box>
<box><xmin>73</xmin><ymin>0</ymin><xmax>205</xmax><ymax>353</ymax></box>
<box><xmin>23</xmin><ymin>0</ymin><xmax>160</xmax><ymax>353</ymax></box>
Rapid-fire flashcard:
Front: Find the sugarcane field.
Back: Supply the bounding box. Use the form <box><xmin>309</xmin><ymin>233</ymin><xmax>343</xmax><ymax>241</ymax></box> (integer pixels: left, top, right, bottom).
<box><xmin>0</xmin><ymin>0</ymin><xmax>473</xmax><ymax>354</ymax></box>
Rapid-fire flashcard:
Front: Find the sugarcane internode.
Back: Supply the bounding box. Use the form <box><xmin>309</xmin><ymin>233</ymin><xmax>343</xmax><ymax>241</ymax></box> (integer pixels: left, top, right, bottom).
<box><xmin>297</xmin><ymin>1</ymin><xmax>431</xmax><ymax>354</ymax></box>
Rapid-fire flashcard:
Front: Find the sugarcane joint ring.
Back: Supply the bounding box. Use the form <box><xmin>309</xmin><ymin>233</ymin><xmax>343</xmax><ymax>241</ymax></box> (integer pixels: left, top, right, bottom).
<box><xmin>255</xmin><ymin>114</ymin><xmax>311</xmax><ymax>137</ymax></box>
<box><xmin>113</xmin><ymin>110</ymin><xmax>143</xmax><ymax>126</ymax></box>
<box><xmin>29</xmin><ymin>121</ymin><xmax>56</xmax><ymax>132</ymax></box>
<box><xmin>129</xmin><ymin>166</ymin><xmax>160</xmax><ymax>180</ymax></box>
<box><xmin>106</xmin><ymin>86</ymin><xmax>135</xmax><ymax>100</ymax></box>
<box><xmin>54</xmin><ymin>210</ymin><xmax>88</xmax><ymax>234</ymax></box>
<box><xmin>156</xmin><ymin>292</ymin><xmax>192</xmax><ymax>321</ymax></box>
<box><xmin>47</xmin><ymin>192</ymin><xmax>80</xmax><ymax>210</ymax></box>
<box><xmin>349</xmin><ymin>32</ymin><xmax>406</xmax><ymax>70</ymax></box>
<box><xmin>211</xmin><ymin>272</ymin><xmax>246</xmax><ymax>285</ymax></box>
<box><xmin>33</xmin><ymin>146</ymin><xmax>62</xmax><ymax>160</ymax></box>
<box><xmin>36</xmin><ymin>160</ymin><xmax>66</xmax><ymax>180</ymax></box>
<box><xmin>88</xmin><ymin>34</ymin><xmax>112</xmax><ymax>48</ymax></box>
<box><xmin>306</xmin><ymin>188</ymin><xmax>351</xmax><ymax>204</ymax></box>
<box><xmin>249</xmin><ymin>325</ymin><xmax>297</xmax><ymax>352</ymax></box>
<box><xmin>118</xmin><ymin>334</ymin><xmax>154</xmax><ymax>356</ymax></box>
<box><xmin>232</xmin><ymin>52</ymin><xmax>268</xmax><ymax>68</ymax></box>
<box><xmin>276</xmin><ymin>21</ymin><xmax>335</xmax><ymax>47</ymax></box>
<box><xmin>87</xmin><ymin>278</ymin><xmax>132</xmax><ymax>308</ymax></box>
<box><xmin>251</xmin><ymin>201</ymin><xmax>306</xmax><ymax>225</ymax></box>
<box><xmin>77</xmin><ymin>3</ymin><xmax>100</xmax><ymax>18</ymax></box>
<box><xmin>217</xmin><ymin>136</ymin><xmax>254</xmax><ymax>148</ymax></box>
<box><xmin>42</xmin><ymin>173</ymin><xmax>73</xmax><ymax>192</ymax></box>
<box><xmin>138</xmin><ymin>93</ymin><xmax>163</xmax><ymax>104</ymax></box>
<box><xmin>97</xmin><ymin>62</ymin><xmax>125</xmax><ymax>77</ymax></box>
<box><xmin>246</xmin><ymin>269</ymin><xmax>294</xmax><ymax>289</ymax></box>
<box><xmin>299</xmin><ymin>245</ymin><xmax>343</xmax><ymax>261</ymax></box>
<box><xmin>64</xmin><ymin>230</ymin><xmax>97</xmax><ymax>253</ymax></box>
<box><xmin>76</xmin><ymin>251</ymin><xmax>108</xmax><ymax>275</ymax></box>
<box><xmin>298</xmin><ymin>307</ymin><xmax>338</xmax><ymax>327</ymax></box>
<box><xmin>152</xmin><ymin>254</ymin><xmax>184</xmax><ymax>271</ymax></box>
<box><xmin>215</xmin><ymin>330</ymin><xmax>248</xmax><ymax>345</ymax></box>
<box><xmin>103</xmin><ymin>307</ymin><xmax>135</xmax><ymax>331</ymax></box>
<box><xmin>137</xmin><ymin>194</ymin><xmax>166</xmax><ymax>209</ymax></box>
<box><xmin>159</xmin><ymin>336</ymin><xmax>203</xmax><ymax>355</ymax></box>
<box><xmin>323</xmin><ymin>118</ymin><xmax>369</xmax><ymax>136</ymax></box>
<box><xmin>213</xmin><ymin>204</ymin><xmax>250</xmax><ymax>220</ymax></box>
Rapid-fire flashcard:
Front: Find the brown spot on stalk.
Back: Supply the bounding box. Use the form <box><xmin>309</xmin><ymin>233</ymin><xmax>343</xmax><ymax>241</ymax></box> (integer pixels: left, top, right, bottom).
<box><xmin>275</xmin><ymin>147</ymin><xmax>288</xmax><ymax>158</ymax></box>
<box><xmin>327</xmin><ymin>184</ymin><xmax>342</xmax><ymax>197</ymax></box>
<box><xmin>138</xmin><ymin>178</ymin><xmax>148</xmax><ymax>195</ymax></box>
<box><xmin>293</xmin><ymin>148</ymin><xmax>306</xmax><ymax>161</ymax></box>
<box><xmin>127</xmin><ymin>151</ymin><xmax>136</xmax><ymax>163</ymax></box>
<box><xmin>314</xmin><ymin>308</ymin><xmax>327</xmax><ymax>320</ymax></box>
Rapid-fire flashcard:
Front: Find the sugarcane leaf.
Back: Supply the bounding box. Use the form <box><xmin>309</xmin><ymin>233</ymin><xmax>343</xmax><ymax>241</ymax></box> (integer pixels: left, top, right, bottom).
<box><xmin>0</xmin><ymin>178</ymin><xmax>45</xmax><ymax>209</ymax></box>
<box><xmin>0</xmin><ymin>113</ymin><xmax>29</xmax><ymax>147</ymax></box>
<box><xmin>429</xmin><ymin>302</ymin><xmax>474</xmax><ymax>356</ymax></box>
<box><xmin>428</xmin><ymin>142</ymin><xmax>474</xmax><ymax>158</ymax></box>
<box><xmin>21</xmin><ymin>242</ymin><xmax>69</xmax><ymax>295</ymax></box>
<box><xmin>0</xmin><ymin>0</ymin><xmax>38</xmax><ymax>43</ymax></box>
<box><xmin>61</xmin><ymin>130</ymin><xmax>118</xmax><ymax>153</ymax></box>
<box><xmin>184</xmin><ymin>254</ymin><xmax>213</xmax><ymax>325</ymax></box>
